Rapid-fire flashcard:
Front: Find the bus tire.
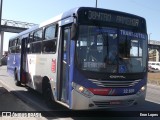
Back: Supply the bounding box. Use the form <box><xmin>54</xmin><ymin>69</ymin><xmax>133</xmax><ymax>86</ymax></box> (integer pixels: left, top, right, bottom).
<box><xmin>14</xmin><ymin>70</ymin><xmax>21</xmax><ymax>86</ymax></box>
<box><xmin>42</xmin><ymin>78</ymin><xmax>56</xmax><ymax>108</ymax></box>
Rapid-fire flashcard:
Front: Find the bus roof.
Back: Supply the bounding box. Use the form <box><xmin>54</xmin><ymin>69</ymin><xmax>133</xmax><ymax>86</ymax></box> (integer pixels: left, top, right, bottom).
<box><xmin>9</xmin><ymin>7</ymin><xmax>79</xmax><ymax>40</ymax></box>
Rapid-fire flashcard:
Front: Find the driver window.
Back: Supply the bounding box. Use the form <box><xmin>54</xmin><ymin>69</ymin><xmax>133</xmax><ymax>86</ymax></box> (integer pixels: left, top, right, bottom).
<box><xmin>130</xmin><ymin>40</ymin><xmax>138</xmax><ymax>57</ymax></box>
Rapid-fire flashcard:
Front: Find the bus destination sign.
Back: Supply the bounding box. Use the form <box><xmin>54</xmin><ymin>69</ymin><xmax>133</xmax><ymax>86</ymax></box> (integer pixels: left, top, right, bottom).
<box><xmin>88</xmin><ymin>10</ymin><xmax>140</xmax><ymax>27</ymax></box>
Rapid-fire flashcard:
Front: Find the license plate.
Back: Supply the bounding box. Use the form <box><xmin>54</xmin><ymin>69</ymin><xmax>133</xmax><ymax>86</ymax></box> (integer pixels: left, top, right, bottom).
<box><xmin>110</xmin><ymin>101</ymin><xmax>121</xmax><ymax>105</ymax></box>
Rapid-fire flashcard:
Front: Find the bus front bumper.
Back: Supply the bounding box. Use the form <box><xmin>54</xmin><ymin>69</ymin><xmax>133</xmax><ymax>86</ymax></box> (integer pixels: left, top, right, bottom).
<box><xmin>70</xmin><ymin>89</ymin><xmax>146</xmax><ymax>110</ymax></box>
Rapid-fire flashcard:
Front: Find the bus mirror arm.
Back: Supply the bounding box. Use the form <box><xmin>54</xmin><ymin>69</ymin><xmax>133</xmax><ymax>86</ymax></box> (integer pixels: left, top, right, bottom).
<box><xmin>71</xmin><ymin>23</ymin><xmax>78</xmax><ymax>40</ymax></box>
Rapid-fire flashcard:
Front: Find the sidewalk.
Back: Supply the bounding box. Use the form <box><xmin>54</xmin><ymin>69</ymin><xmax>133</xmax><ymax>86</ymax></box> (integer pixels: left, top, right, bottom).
<box><xmin>0</xmin><ymin>83</ymin><xmax>47</xmax><ymax>120</ymax></box>
<box><xmin>0</xmin><ymin>83</ymin><xmax>35</xmax><ymax>111</ymax></box>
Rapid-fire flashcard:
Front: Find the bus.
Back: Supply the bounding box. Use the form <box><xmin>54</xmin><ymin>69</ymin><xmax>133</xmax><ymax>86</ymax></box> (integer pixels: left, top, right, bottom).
<box><xmin>7</xmin><ymin>7</ymin><xmax>148</xmax><ymax>110</ymax></box>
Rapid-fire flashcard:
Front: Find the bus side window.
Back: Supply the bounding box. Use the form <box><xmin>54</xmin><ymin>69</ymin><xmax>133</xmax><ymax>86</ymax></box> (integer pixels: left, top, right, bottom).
<box><xmin>43</xmin><ymin>40</ymin><xmax>56</xmax><ymax>53</ymax></box>
<box><xmin>9</xmin><ymin>39</ymin><xmax>17</xmax><ymax>53</ymax></box>
<box><xmin>10</xmin><ymin>46</ymin><xmax>16</xmax><ymax>53</ymax></box>
<box><xmin>28</xmin><ymin>33</ymin><xmax>33</xmax><ymax>53</ymax></box>
<box><xmin>16</xmin><ymin>38</ymin><xmax>21</xmax><ymax>53</ymax></box>
<box><xmin>32</xmin><ymin>42</ymin><xmax>42</xmax><ymax>53</ymax></box>
<box><xmin>42</xmin><ymin>24</ymin><xmax>57</xmax><ymax>53</ymax></box>
<box><xmin>33</xmin><ymin>29</ymin><xmax>43</xmax><ymax>42</ymax></box>
<box><xmin>32</xmin><ymin>29</ymin><xmax>43</xmax><ymax>53</ymax></box>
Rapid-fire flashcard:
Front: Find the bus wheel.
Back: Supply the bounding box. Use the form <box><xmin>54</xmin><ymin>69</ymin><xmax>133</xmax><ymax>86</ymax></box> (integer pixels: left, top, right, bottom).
<box><xmin>42</xmin><ymin>79</ymin><xmax>56</xmax><ymax>108</ymax></box>
<box><xmin>14</xmin><ymin>70</ymin><xmax>21</xmax><ymax>86</ymax></box>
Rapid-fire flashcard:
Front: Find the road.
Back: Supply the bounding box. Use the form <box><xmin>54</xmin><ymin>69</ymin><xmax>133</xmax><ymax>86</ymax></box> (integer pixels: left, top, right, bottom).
<box><xmin>0</xmin><ymin>66</ymin><xmax>160</xmax><ymax>120</ymax></box>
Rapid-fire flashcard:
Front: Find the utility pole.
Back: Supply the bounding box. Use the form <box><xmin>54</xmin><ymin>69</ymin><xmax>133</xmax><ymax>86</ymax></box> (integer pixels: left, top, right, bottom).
<box><xmin>95</xmin><ymin>0</ymin><xmax>97</xmax><ymax>8</ymax></box>
<box><xmin>148</xmin><ymin>33</ymin><xmax>152</xmax><ymax>44</ymax></box>
<box><xmin>0</xmin><ymin>0</ymin><xmax>3</xmax><ymax>65</ymax></box>
<box><xmin>0</xmin><ymin>0</ymin><xmax>2</xmax><ymax>25</ymax></box>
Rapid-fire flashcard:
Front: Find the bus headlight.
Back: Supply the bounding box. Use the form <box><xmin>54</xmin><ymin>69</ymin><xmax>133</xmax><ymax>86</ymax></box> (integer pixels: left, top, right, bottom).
<box><xmin>72</xmin><ymin>82</ymin><xmax>94</xmax><ymax>98</ymax></box>
<box><xmin>137</xmin><ymin>86</ymin><xmax>146</xmax><ymax>95</ymax></box>
<box><xmin>141</xmin><ymin>86</ymin><xmax>145</xmax><ymax>91</ymax></box>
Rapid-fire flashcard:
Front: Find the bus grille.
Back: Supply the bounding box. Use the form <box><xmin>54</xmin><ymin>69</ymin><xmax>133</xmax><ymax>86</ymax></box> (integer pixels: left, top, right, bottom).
<box><xmin>93</xmin><ymin>100</ymin><xmax>134</xmax><ymax>107</ymax></box>
<box><xmin>88</xmin><ymin>79</ymin><xmax>141</xmax><ymax>88</ymax></box>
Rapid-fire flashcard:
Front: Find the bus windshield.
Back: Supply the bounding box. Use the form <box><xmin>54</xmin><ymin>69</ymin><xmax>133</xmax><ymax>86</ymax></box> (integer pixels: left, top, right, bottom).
<box><xmin>76</xmin><ymin>25</ymin><xmax>148</xmax><ymax>73</ymax></box>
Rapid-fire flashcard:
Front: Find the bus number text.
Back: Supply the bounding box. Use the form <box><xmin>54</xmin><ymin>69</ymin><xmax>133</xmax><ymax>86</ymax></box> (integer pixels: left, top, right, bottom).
<box><xmin>123</xmin><ymin>89</ymin><xmax>135</xmax><ymax>94</ymax></box>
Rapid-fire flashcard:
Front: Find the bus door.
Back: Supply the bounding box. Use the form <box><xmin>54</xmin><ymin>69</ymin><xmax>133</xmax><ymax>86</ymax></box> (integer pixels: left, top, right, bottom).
<box><xmin>60</xmin><ymin>27</ymin><xmax>71</xmax><ymax>104</ymax></box>
<box><xmin>20</xmin><ymin>38</ymin><xmax>27</xmax><ymax>84</ymax></box>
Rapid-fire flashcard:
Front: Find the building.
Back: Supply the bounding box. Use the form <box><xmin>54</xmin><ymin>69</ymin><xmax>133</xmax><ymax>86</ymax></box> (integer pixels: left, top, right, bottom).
<box><xmin>148</xmin><ymin>40</ymin><xmax>160</xmax><ymax>62</ymax></box>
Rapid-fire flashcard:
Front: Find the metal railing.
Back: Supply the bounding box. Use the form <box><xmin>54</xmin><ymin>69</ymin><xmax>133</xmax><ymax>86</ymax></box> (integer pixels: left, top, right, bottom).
<box><xmin>1</xmin><ymin>19</ymin><xmax>38</xmax><ymax>28</ymax></box>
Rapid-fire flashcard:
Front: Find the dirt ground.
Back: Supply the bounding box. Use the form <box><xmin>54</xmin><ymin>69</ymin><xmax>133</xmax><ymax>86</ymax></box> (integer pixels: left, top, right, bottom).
<box><xmin>148</xmin><ymin>72</ymin><xmax>160</xmax><ymax>85</ymax></box>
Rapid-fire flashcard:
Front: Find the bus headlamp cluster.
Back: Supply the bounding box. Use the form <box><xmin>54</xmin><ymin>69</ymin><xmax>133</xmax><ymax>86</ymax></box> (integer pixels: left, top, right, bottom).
<box><xmin>72</xmin><ymin>82</ymin><xmax>94</xmax><ymax>98</ymax></box>
<box><xmin>141</xmin><ymin>86</ymin><xmax>145</xmax><ymax>91</ymax></box>
<box><xmin>137</xmin><ymin>86</ymin><xmax>146</xmax><ymax>95</ymax></box>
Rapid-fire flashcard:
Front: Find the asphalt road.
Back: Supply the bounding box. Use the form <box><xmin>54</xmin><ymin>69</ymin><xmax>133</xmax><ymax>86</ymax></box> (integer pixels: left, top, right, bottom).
<box><xmin>0</xmin><ymin>66</ymin><xmax>160</xmax><ymax>120</ymax></box>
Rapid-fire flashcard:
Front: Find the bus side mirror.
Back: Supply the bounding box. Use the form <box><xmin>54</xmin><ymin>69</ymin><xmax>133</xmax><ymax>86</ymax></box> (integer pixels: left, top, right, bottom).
<box><xmin>71</xmin><ymin>23</ymin><xmax>78</xmax><ymax>40</ymax></box>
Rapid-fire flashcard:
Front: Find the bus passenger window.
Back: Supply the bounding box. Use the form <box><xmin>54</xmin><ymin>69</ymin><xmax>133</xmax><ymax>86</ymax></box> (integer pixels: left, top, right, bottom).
<box><xmin>44</xmin><ymin>25</ymin><xmax>56</xmax><ymax>40</ymax></box>
<box><xmin>16</xmin><ymin>45</ymin><xmax>21</xmax><ymax>53</ymax></box>
<box><xmin>33</xmin><ymin>29</ymin><xmax>43</xmax><ymax>42</ymax></box>
<box><xmin>42</xmin><ymin>25</ymin><xmax>57</xmax><ymax>54</ymax></box>
<box><xmin>32</xmin><ymin>42</ymin><xmax>42</xmax><ymax>53</ymax></box>
<box><xmin>31</xmin><ymin>30</ymin><xmax>43</xmax><ymax>54</ymax></box>
<box><xmin>42</xmin><ymin>40</ymin><xmax>56</xmax><ymax>53</ymax></box>
<box><xmin>10</xmin><ymin>47</ymin><xmax>16</xmax><ymax>53</ymax></box>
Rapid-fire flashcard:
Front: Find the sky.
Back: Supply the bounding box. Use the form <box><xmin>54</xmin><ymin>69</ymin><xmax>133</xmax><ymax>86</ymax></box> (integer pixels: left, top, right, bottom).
<box><xmin>2</xmin><ymin>0</ymin><xmax>160</xmax><ymax>51</ymax></box>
